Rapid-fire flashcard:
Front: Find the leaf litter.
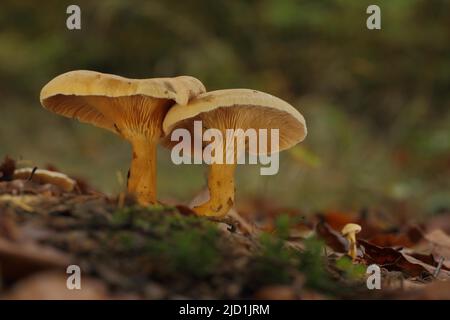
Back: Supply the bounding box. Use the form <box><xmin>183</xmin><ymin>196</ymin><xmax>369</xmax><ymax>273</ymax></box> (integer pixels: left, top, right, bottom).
<box><xmin>0</xmin><ymin>156</ymin><xmax>449</xmax><ymax>299</ymax></box>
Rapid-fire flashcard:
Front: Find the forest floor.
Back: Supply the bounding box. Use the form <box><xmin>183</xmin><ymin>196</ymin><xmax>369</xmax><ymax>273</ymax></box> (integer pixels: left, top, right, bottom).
<box><xmin>0</xmin><ymin>157</ymin><xmax>449</xmax><ymax>300</ymax></box>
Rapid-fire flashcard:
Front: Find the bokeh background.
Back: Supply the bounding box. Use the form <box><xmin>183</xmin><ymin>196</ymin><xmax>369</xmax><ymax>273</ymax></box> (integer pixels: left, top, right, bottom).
<box><xmin>0</xmin><ymin>0</ymin><xmax>449</xmax><ymax>216</ymax></box>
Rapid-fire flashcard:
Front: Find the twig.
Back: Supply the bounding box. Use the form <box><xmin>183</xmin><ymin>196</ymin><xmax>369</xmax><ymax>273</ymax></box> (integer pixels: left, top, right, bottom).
<box><xmin>28</xmin><ymin>166</ymin><xmax>38</xmax><ymax>181</ymax></box>
<box><xmin>433</xmin><ymin>256</ymin><xmax>445</xmax><ymax>278</ymax></box>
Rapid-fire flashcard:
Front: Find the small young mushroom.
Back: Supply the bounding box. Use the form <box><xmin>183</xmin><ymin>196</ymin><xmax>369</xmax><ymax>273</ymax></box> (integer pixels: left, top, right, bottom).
<box><xmin>40</xmin><ymin>70</ymin><xmax>206</xmax><ymax>205</ymax></box>
<box><xmin>163</xmin><ymin>89</ymin><xmax>307</xmax><ymax>217</ymax></box>
<box><xmin>341</xmin><ymin>223</ymin><xmax>362</xmax><ymax>260</ymax></box>
<box><xmin>13</xmin><ymin>168</ymin><xmax>76</xmax><ymax>192</ymax></box>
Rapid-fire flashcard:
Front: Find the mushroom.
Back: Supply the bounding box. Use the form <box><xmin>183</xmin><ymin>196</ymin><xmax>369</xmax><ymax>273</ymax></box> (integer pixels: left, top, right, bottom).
<box><xmin>13</xmin><ymin>168</ymin><xmax>76</xmax><ymax>192</ymax></box>
<box><xmin>40</xmin><ymin>70</ymin><xmax>206</xmax><ymax>205</ymax></box>
<box><xmin>341</xmin><ymin>223</ymin><xmax>362</xmax><ymax>260</ymax></box>
<box><xmin>163</xmin><ymin>89</ymin><xmax>307</xmax><ymax>216</ymax></box>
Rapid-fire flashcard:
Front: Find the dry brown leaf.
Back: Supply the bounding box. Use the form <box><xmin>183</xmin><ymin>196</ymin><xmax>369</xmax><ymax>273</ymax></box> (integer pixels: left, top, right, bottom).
<box><xmin>0</xmin><ymin>180</ymin><xmax>65</xmax><ymax>197</ymax></box>
<box><xmin>399</xmin><ymin>280</ymin><xmax>450</xmax><ymax>300</ymax></box>
<box><xmin>0</xmin><ymin>237</ymin><xmax>71</xmax><ymax>281</ymax></box>
<box><xmin>424</xmin><ymin>229</ymin><xmax>450</xmax><ymax>269</ymax></box>
<box><xmin>407</xmin><ymin>252</ymin><xmax>450</xmax><ymax>271</ymax></box>
<box><xmin>253</xmin><ymin>285</ymin><xmax>297</xmax><ymax>300</ymax></box>
<box><xmin>368</xmin><ymin>226</ymin><xmax>423</xmax><ymax>247</ymax></box>
<box><xmin>315</xmin><ymin>221</ymin><xmax>348</xmax><ymax>253</ymax></box>
<box><xmin>426</xmin><ymin>214</ymin><xmax>450</xmax><ymax>235</ymax></box>
<box><xmin>321</xmin><ymin>211</ymin><xmax>357</xmax><ymax>231</ymax></box>
<box><xmin>359</xmin><ymin>240</ymin><xmax>432</xmax><ymax>279</ymax></box>
<box><xmin>2</xmin><ymin>271</ymin><xmax>109</xmax><ymax>300</ymax></box>
<box><xmin>0</xmin><ymin>156</ymin><xmax>15</xmax><ymax>181</ymax></box>
<box><xmin>401</xmin><ymin>253</ymin><xmax>450</xmax><ymax>280</ymax></box>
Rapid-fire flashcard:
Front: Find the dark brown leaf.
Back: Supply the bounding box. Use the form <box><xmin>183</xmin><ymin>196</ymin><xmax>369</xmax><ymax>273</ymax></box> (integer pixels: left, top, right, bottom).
<box><xmin>368</xmin><ymin>226</ymin><xmax>423</xmax><ymax>247</ymax></box>
<box><xmin>0</xmin><ymin>156</ymin><xmax>16</xmax><ymax>181</ymax></box>
<box><xmin>359</xmin><ymin>239</ymin><xmax>432</xmax><ymax>279</ymax></box>
<box><xmin>315</xmin><ymin>221</ymin><xmax>348</xmax><ymax>253</ymax></box>
<box><xmin>175</xmin><ymin>204</ymin><xmax>197</xmax><ymax>216</ymax></box>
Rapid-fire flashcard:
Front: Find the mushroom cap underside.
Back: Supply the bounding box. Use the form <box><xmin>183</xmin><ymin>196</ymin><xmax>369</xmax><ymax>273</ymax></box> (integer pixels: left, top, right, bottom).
<box><xmin>40</xmin><ymin>70</ymin><xmax>206</xmax><ymax>134</ymax></box>
<box><xmin>162</xmin><ymin>89</ymin><xmax>307</xmax><ymax>153</ymax></box>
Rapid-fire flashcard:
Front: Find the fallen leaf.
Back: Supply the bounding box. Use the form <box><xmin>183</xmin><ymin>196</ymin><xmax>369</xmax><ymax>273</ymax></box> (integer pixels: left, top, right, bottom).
<box><xmin>401</xmin><ymin>253</ymin><xmax>450</xmax><ymax>280</ymax></box>
<box><xmin>0</xmin><ymin>156</ymin><xmax>15</xmax><ymax>182</ymax></box>
<box><xmin>320</xmin><ymin>211</ymin><xmax>357</xmax><ymax>231</ymax></box>
<box><xmin>253</xmin><ymin>285</ymin><xmax>297</xmax><ymax>300</ymax></box>
<box><xmin>423</xmin><ymin>229</ymin><xmax>450</xmax><ymax>269</ymax></box>
<box><xmin>0</xmin><ymin>237</ymin><xmax>71</xmax><ymax>281</ymax></box>
<box><xmin>0</xmin><ymin>209</ymin><xmax>21</xmax><ymax>241</ymax></box>
<box><xmin>426</xmin><ymin>213</ymin><xmax>450</xmax><ymax>235</ymax></box>
<box><xmin>359</xmin><ymin>240</ymin><xmax>432</xmax><ymax>279</ymax></box>
<box><xmin>315</xmin><ymin>221</ymin><xmax>348</xmax><ymax>253</ymax></box>
<box><xmin>0</xmin><ymin>180</ymin><xmax>65</xmax><ymax>197</ymax></box>
<box><xmin>406</xmin><ymin>252</ymin><xmax>450</xmax><ymax>271</ymax></box>
<box><xmin>398</xmin><ymin>280</ymin><xmax>450</xmax><ymax>300</ymax></box>
<box><xmin>2</xmin><ymin>271</ymin><xmax>109</xmax><ymax>300</ymax></box>
<box><xmin>368</xmin><ymin>226</ymin><xmax>423</xmax><ymax>247</ymax></box>
<box><xmin>175</xmin><ymin>204</ymin><xmax>197</xmax><ymax>216</ymax></box>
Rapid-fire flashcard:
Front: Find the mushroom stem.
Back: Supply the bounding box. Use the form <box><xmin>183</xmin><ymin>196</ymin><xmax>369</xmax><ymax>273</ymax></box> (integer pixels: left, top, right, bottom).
<box><xmin>346</xmin><ymin>233</ymin><xmax>357</xmax><ymax>260</ymax></box>
<box><xmin>194</xmin><ymin>163</ymin><xmax>236</xmax><ymax>217</ymax></box>
<box><xmin>128</xmin><ymin>138</ymin><xmax>157</xmax><ymax>205</ymax></box>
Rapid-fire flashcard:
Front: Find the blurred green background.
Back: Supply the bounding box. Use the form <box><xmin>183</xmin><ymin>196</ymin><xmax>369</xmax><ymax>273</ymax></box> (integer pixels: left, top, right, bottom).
<box><xmin>0</xmin><ymin>0</ymin><xmax>449</xmax><ymax>215</ymax></box>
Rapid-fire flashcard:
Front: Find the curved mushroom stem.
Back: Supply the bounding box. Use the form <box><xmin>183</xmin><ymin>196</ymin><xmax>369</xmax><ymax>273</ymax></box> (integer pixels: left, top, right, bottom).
<box><xmin>346</xmin><ymin>233</ymin><xmax>357</xmax><ymax>260</ymax></box>
<box><xmin>194</xmin><ymin>163</ymin><xmax>236</xmax><ymax>217</ymax></box>
<box><xmin>128</xmin><ymin>138</ymin><xmax>157</xmax><ymax>205</ymax></box>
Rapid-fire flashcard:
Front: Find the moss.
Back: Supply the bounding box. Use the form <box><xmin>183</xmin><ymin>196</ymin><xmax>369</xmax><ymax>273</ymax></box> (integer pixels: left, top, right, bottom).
<box><xmin>252</xmin><ymin>233</ymin><xmax>295</xmax><ymax>286</ymax></box>
<box><xmin>248</xmin><ymin>214</ymin><xmax>308</xmax><ymax>285</ymax></box>
<box><xmin>105</xmin><ymin>206</ymin><xmax>352</xmax><ymax>295</ymax></box>
<box><xmin>116</xmin><ymin>231</ymin><xmax>137</xmax><ymax>250</ymax></box>
<box><xmin>110</xmin><ymin>206</ymin><xmax>133</xmax><ymax>226</ymax></box>
<box><xmin>274</xmin><ymin>213</ymin><xmax>291</xmax><ymax>239</ymax></box>
<box><xmin>248</xmin><ymin>215</ymin><xmax>300</xmax><ymax>287</ymax></box>
<box><xmin>108</xmin><ymin>205</ymin><xmax>222</xmax><ymax>279</ymax></box>
<box><xmin>144</xmin><ymin>203</ymin><xmax>175</xmax><ymax>212</ymax></box>
<box><xmin>335</xmin><ymin>256</ymin><xmax>366</xmax><ymax>280</ymax></box>
<box><xmin>298</xmin><ymin>237</ymin><xmax>328</xmax><ymax>287</ymax></box>
<box><xmin>146</xmin><ymin>226</ymin><xmax>220</xmax><ymax>278</ymax></box>
<box><xmin>110</xmin><ymin>205</ymin><xmax>178</xmax><ymax>229</ymax></box>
